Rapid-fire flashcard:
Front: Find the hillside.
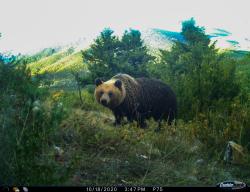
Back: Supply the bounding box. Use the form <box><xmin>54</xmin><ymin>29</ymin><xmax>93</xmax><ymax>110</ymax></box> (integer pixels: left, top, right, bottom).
<box><xmin>26</xmin><ymin>40</ymin><xmax>249</xmax><ymax>91</ymax></box>
<box><xmin>2</xmin><ymin>25</ymin><xmax>250</xmax><ymax>187</ymax></box>
<box><xmin>28</xmin><ymin>51</ymin><xmax>86</xmax><ymax>89</ymax></box>
<box><xmin>142</xmin><ymin>28</ymin><xmax>250</xmax><ymax>51</ymax></box>
<box><xmin>46</xmin><ymin>102</ymin><xmax>250</xmax><ymax>186</ymax></box>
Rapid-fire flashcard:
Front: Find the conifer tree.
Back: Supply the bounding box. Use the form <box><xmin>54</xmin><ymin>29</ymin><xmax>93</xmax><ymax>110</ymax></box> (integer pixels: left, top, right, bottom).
<box><xmin>159</xmin><ymin>18</ymin><xmax>239</xmax><ymax>119</ymax></box>
<box><xmin>82</xmin><ymin>28</ymin><xmax>120</xmax><ymax>80</ymax></box>
<box><xmin>82</xmin><ymin>28</ymin><xmax>154</xmax><ymax>80</ymax></box>
<box><xmin>119</xmin><ymin>29</ymin><xmax>154</xmax><ymax>77</ymax></box>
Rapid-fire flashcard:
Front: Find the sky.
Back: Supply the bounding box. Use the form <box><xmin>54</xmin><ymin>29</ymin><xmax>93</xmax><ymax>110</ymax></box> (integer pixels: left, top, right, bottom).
<box><xmin>0</xmin><ymin>0</ymin><xmax>250</xmax><ymax>54</ymax></box>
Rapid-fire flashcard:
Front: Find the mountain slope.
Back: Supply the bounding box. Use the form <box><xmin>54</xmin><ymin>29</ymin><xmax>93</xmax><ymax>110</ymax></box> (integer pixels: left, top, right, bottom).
<box><xmin>28</xmin><ymin>51</ymin><xmax>86</xmax><ymax>89</ymax></box>
<box><xmin>142</xmin><ymin>28</ymin><xmax>250</xmax><ymax>52</ymax></box>
<box><xmin>26</xmin><ymin>28</ymin><xmax>249</xmax><ymax>90</ymax></box>
<box><xmin>38</xmin><ymin>52</ymin><xmax>84</xmax><ymax>74</ymax></box>
<box><xmin>28</xmin><ymin>52</ymin><xmax>68</xmax><ymax>74</ymax></box>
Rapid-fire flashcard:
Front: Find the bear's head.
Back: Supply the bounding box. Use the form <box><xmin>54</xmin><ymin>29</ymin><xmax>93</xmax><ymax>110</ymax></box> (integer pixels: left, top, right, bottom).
<box><xmin>94</xmin><ymin>78</ymin><xmax>126</xmax><ymax>109</ymax></box>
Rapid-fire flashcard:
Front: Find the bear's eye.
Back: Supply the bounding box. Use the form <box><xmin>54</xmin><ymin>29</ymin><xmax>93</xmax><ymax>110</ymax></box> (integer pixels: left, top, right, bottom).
<box><xmin>99</xmin><ymin>90</ymin><xmax>104</xmax><ymax>95</ymax></box>
<box><xmin>108</xmin><ymin>91</ymin><xmax>113</xmax><ymax>97</ymax></box>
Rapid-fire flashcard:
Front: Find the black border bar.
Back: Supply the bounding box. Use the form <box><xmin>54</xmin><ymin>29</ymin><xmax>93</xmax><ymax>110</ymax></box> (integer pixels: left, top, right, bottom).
<box><xmin>1</xmin><ymin>186</ymin><xmax>249</xmax><ymax>192</ymax></box>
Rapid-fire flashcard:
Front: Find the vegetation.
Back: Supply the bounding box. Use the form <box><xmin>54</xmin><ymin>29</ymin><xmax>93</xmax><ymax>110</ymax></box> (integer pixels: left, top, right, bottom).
<box><xmin>149</xmin><ymin>18</ymin><xmax>250</xmax><ymax>151</ymax></box>
<box><xmin>27</xmin><ymin>50</ymin><xmax>85</xmax><ymax>90</ymax></box>
<box><xmin>0</xmin><ymin>19</ymin><xmax>250</xmax><ymax>186</ymax></box>
<box><xmin>151</xmin><ymin>19</ymin><xmax>240</xmax><ymax>118</ymax></box>
<box><xmin>15</xmin><ymin>47</ymin><xmax>61</xmax><ymax>65</ymax></box>
<box><xmin>0</xmin><ymin>55</ymin><xmax>68</xmax><ymax>184</ymax></box>
<box><xmin>82</xmin><ymin>28</ymin><xmax>154</xmax><ymax>81</ymax></box>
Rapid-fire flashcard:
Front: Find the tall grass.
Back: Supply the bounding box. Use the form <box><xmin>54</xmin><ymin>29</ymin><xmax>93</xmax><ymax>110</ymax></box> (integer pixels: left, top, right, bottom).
<box><xmin>0</xmin><ymin>62</ymin><xmax>69</xmax><ymax>185</ymax></box>
<box><xmin>1</xmin><ymin>50</ymin><xmax>249</xmax><ymax>185</ymax></box>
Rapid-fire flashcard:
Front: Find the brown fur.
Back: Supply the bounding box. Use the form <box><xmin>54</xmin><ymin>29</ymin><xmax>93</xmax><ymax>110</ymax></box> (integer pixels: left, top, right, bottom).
<box><xmin>95</xmin><ymin>79</ymin><xmax>126</xmax><ymax>109</ymax></box>
<box><xmin>94</xmin><ymin>74</ymin><xmax>177</xmax><ymax>131</ymax></box>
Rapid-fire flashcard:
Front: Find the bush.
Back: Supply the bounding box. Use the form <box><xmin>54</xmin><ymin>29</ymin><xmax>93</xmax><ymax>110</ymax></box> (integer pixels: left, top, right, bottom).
<box><xmin>148</xmin><ymin>18</ymin><xmax>249</xmax><ymax>155</ymax></box>
<box><xmin>0</xmin><ymin>58</ymin><xmax>68</xmax><ymax>185</ymax></box>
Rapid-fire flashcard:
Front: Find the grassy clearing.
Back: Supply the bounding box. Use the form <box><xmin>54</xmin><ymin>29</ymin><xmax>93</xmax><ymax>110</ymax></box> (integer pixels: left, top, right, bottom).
<box><xmin>1</xmin><ymin>85</ymin><xmax>249</xmax><ymax>186</ymax></box>
<box><xmin>2</xmin><ymin>48</ymin><xmax>249</xmax><ymax>186</ymax></box>
<box><xmin>39</xmin><ymin>52</ymin><xmax>84</xmax><ymax>74</ymax></box>
<box><xmin>27</xmin><ymin>51</ymin><xmax>86</xmax><ymax>90</ymax></box>
<box><xmin>35</xmin><ymin>90</ymin><xmax>250</xmax><ymax>186</ymax></box>
<box><xmin>28</xmin><ymin>51</ymin><xmax>84</xmax><ymax>75</ymax></box>
<box><xmin>28</xmin><ymin>52</ymin><xmax>68</xmax><ymax>74</ymax></box>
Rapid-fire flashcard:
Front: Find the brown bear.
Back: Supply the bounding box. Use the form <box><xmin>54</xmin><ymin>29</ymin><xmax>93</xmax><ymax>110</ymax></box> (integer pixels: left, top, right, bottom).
<box><xmin>94</xmin><ymin>73</ymin><xmax>177</xmax><ymax>131</ymax></box>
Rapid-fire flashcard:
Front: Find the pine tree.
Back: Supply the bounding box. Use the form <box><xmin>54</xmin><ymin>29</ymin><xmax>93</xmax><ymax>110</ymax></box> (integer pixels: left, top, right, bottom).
<box><xmin>82</xmin><ymin>28</ymin><xmax>120</xmax><ymax>80</ymax></box>
<box><xmin>119</xmin><ymin>29</ymin><xmax>154</xmax><ymax>77</ymax></box>
<box><xmin>82</xmin><ymin>28</ymin><xmax>154</xmax><ymax>80</ymax></box>
<box><xmin>159</xmin><ymin>18</ymin><xmax>239</xmax><ymax>119</ymax></box>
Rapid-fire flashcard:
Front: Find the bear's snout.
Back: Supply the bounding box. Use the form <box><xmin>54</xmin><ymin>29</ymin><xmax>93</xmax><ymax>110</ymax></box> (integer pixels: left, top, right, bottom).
<box><xmin>101</xmin><ymin>99</ymin><xmax>108</xmax><ymax>106</ymax></box>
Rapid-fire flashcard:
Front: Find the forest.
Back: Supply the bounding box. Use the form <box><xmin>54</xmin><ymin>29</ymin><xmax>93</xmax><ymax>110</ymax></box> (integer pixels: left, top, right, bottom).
<box><xmin>0</xmin><ymin>18</ymin><xmax>250</xmax><ymax>186</ymax></box>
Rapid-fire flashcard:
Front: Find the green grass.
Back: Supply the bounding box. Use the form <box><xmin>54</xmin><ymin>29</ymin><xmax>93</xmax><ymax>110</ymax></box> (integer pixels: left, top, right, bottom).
<box><xmin>1</xmin><ymin>81</ymin><xmax>249</xmax><ymax>185</ymax></box>
<box><xmin>227</xmin><ymin>50</ymin><xmax>250</xmax><ymax>59</ymax></box>
<box><xmin>26</xmin><ymin>47</ymin><xmax>250</xmax><ymax>93</ymax></box>
<box><xmin>236</xmin><ymin>54</ymin><xmax>250</xmax><ymax>93</ymax></box>
<box><xmin>27</xmin><ymin>50</ymin><xmax>87</xmax><ymax>89</ymax></box>
<box><xmin>17</xmin><ymin>49</ymin><xmax>250</xmax><ymax>186</ymax></box>
<box><xmin>28</xmin><ymin>52</ymin><xmax>68</xmax><ymax>74</ymax></box>
<box><xmin>28</xmin><ymin>51</ymin><xmax>85</xmax><ymax>74</ymax></box>
<box><xmin>39</xmin><ymin>52</ymin><xmax>84</xmax><ymax>74</ymax></box>
<box><xmin>31</xmin><ymin>90</ymin><xmax>250</xmax><ymax>186</ymax></box>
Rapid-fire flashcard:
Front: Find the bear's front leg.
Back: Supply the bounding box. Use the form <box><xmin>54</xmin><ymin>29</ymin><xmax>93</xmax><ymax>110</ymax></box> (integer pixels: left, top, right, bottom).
<box><xmin>136</xmin><ymin>113</ymin><xmax>147</xmax><ymax>129</ymax></box>
<box><xmin>138</xmin><ymin>120</ymin><xmax>147</xmax><ymax>129</ymax></box>
<box><xmin>126</xmin><ymin>114</ymin><xmax>134</xmax><ymax>123</ymax></box>
<box><xmin>113</xmin><ymin>111</ymin><xmax>122</xmax><ymax>126</ymax></box>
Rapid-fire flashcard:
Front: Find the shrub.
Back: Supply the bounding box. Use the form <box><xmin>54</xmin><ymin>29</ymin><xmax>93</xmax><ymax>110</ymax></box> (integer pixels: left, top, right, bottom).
<box><xmin>0</xmin><ymin>58</ymin><xmax>68</xmax><ymax>185</ymax></box>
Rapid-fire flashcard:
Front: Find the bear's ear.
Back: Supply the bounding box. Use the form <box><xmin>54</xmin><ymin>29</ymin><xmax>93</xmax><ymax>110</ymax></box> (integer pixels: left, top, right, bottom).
<box><xmin>95</xmin><ymin>78</ymin><xmax>103</xmax><ymax>86</ymax></box>
<box><xmin>114</xmin><ymin>79</ymin><xmax>122</xmax><ymax>89</ymax></box>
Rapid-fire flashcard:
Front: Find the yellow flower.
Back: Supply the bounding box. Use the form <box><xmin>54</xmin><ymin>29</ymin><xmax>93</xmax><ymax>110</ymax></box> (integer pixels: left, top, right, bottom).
<box><xmin>52</xmin><ymin>91</ymin><xmax>64</xmax><ymax>101</ymax></box>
